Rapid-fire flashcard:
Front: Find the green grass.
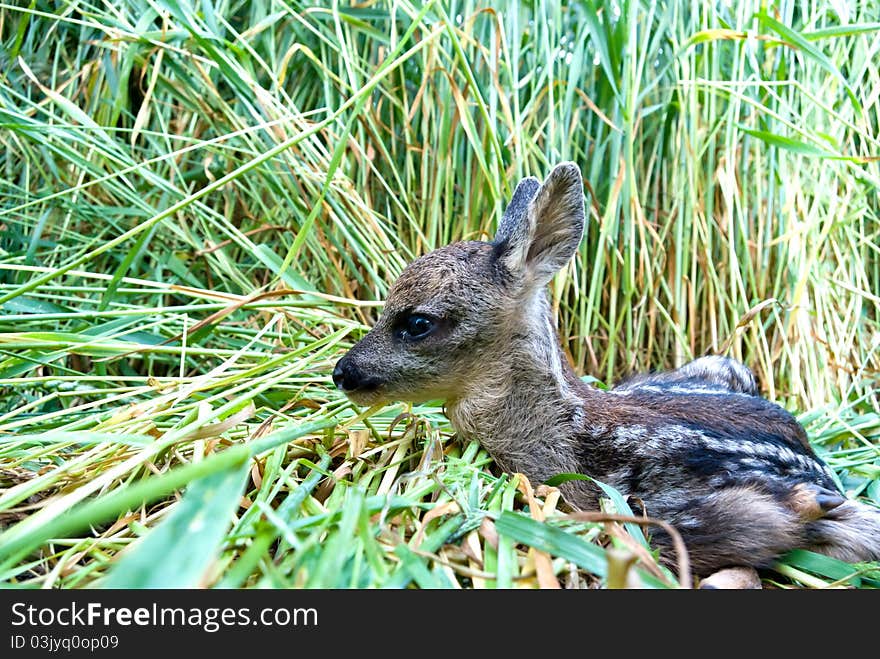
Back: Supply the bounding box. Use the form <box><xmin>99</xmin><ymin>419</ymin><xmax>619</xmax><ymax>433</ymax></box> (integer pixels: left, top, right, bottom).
<box><xmin>1</xmin><ymin>0</ymin><xmax>878</xmax><ymax>589</ymax></box>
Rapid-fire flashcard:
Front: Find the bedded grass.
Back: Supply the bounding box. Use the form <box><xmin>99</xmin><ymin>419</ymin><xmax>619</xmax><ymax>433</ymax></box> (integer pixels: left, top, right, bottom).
<box><xmin>0</xmin><ymin>0</ymin><xmax>878</xmax><ymax>589</ymax></box>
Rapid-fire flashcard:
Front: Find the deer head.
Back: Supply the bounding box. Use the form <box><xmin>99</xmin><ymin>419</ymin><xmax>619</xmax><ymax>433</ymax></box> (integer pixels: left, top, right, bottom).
<box><xmin>333</xmin><ymin>162</ymin><xmax>585</xmax><ymax>407</ymax></box>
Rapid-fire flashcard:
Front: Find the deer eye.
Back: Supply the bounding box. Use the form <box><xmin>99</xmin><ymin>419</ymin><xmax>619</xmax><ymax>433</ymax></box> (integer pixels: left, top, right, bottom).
<box><xmin>396</xmin><ymin>313</ymin><xmax>436</xmax><ymax>340</ymax></box>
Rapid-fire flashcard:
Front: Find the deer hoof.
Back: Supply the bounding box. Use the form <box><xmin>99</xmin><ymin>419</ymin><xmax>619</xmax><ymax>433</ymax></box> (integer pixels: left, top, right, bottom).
<box><xmin>699</xmin><ymin>566</ymin><xmax>762</xmax><ymax>589</ymax></box>
<box><xmin>788</xmin><ymin>483</ymin><xmax>846</xmax><ymax>521</ymax></box>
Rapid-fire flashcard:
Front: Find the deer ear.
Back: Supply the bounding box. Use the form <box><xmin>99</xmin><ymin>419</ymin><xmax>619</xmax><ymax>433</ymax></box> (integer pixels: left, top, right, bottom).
<box><xmin>495</xmin><ymin>175</ymin><xmax>541</xmax><ymax>249</ymax></box>
<box><xmin>494</xmin><ymin>163</ymin><xmax>584</xmax><ymax>286</ymax></box>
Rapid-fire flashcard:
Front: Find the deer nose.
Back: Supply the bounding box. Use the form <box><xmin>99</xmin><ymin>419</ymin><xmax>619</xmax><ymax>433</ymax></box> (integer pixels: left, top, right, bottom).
<box><xmin>333</xmin><ymin>358</ymin><xmax>364</xmax><ymax>392</ymax></box>
<box><xmin>333</xmin><ymin>359</ymin><xmax>355</xmax><ymax>391</ymax></box>
<box><xmin>333</xmin><ymin>358</ymin><xmax>382</xmax><ymax>393</ymax></box>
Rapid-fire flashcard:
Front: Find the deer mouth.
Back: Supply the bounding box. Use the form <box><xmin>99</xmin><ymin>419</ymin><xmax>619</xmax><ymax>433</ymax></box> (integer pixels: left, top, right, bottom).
<box><xmin>343</xmin><ymin>386</ymin><xmax>389</xmax><ymax>407</ymax></box>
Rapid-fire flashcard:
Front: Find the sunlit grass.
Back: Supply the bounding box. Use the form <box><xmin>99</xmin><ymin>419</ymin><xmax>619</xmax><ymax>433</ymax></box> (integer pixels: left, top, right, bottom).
<box><xmin>0</xmin><ymin>0</ymin><xmax>878</xmax><ymax>589</ymax></box>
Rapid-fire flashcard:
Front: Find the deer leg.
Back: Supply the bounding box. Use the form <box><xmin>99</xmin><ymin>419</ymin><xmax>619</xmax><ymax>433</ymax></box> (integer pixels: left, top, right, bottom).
<box><xmin>698</xmin><ymin>566</ymin><xmax>762</xmax><ymax>589</ymax></box>
<box><xmin>675</xmin><ymin>355</ymin><xmax>758</xmax><ymax>395</ymax></box>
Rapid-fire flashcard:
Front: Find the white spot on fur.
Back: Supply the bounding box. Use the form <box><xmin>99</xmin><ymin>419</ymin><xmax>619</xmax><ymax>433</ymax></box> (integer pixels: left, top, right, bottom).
<box><xmin>614</xmin><ymin>383</ymin><xmax>749</xmax><ymax>397</ymax></box>
<box><xmin>615</xmin><ymin>425</ymin><xmax>648</xmax><ymax>442</ymax></box>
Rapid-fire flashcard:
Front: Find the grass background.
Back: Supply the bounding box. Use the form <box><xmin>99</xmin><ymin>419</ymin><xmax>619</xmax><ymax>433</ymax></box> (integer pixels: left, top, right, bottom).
<box><xmin>1</xmin><ymin>0</ymin><xmax>879</xmax><ymax>589</ymax></box>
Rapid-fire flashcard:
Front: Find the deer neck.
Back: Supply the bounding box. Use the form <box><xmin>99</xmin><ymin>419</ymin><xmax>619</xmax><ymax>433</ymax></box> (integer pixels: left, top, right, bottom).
<box><xmin>445</xmin><ymin>291</ymin><xmax>590</xmax><ymax>485</ymax></box>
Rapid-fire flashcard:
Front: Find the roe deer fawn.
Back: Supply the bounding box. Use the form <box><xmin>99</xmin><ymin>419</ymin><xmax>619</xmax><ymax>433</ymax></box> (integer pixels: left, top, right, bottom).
<box><xmin>333</xmin><ymin>162</ymin><xmax>880</xmax><ymax>587</ymax></box>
